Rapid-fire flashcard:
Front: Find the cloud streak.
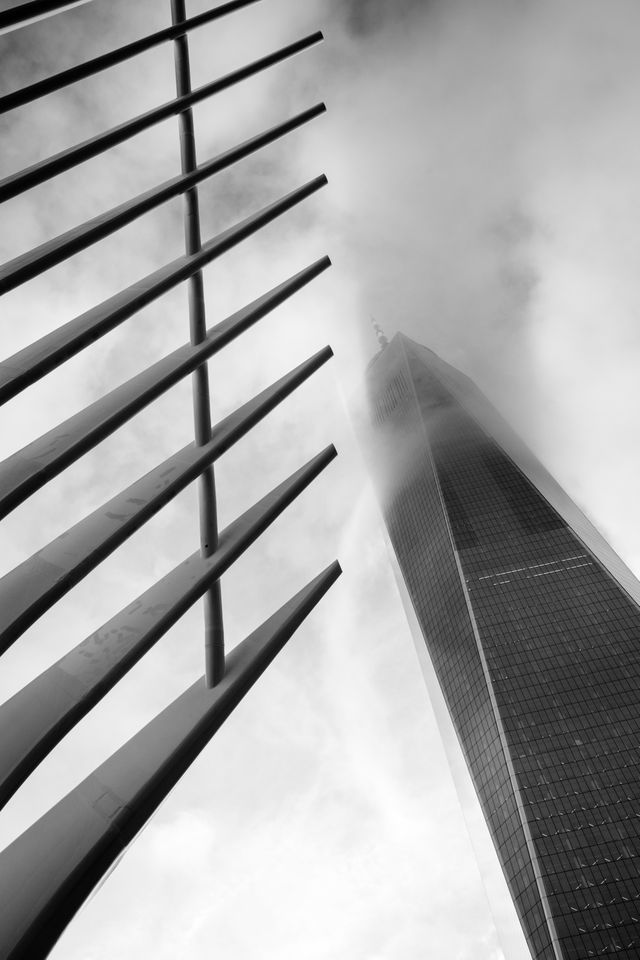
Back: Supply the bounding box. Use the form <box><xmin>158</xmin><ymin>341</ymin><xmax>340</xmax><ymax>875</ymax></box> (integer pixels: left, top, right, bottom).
<box><xmin>2</xmin><ymin>0</ymin><xmax>638</xmax><ymax>958</ymax></box>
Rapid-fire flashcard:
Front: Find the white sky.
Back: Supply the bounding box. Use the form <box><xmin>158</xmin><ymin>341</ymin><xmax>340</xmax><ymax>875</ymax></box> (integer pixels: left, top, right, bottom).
<box><xmin>1</xmin><ymin>0</ymin><xmax>640</xmax><ymax>958</ymax></box>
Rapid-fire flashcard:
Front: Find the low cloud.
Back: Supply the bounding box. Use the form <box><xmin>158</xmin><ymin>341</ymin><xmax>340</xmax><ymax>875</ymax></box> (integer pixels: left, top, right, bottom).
<box><xmin>2</xmin><ymin>1</ymin><xmax>638</xmax><ymax>958</ymax></box>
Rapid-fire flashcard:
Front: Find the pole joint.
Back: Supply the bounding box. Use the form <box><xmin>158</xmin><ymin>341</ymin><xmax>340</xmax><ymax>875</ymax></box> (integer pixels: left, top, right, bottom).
<box><xmin>171</xmin><ymin>0</ymin><xmax>224</xmax><ymax>687</ymax></box>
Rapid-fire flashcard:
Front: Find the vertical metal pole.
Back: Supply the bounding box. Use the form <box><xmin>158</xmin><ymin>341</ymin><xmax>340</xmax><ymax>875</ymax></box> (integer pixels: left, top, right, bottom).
<box><xmin>171</xmin><ymin>0</ymin><xmax>224</xmax><ymax>687</ymax></box>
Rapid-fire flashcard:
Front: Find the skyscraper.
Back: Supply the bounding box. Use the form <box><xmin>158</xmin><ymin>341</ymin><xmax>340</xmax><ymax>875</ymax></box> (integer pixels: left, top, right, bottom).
<box><xmin>365</xmin><ymin>333</ymin><xmax>640</xmax><ymax>960</ymax></box>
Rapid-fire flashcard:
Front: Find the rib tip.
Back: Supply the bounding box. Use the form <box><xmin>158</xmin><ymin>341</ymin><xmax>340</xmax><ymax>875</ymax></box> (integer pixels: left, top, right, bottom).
<box><xmin>315</xmin><ymin>344</ymin><xmax>333</xmax><ymax>363</ymax></box>
<box><xmin>326</xmin><ymin>443</ymin><xmax>338</xmax><ymax>460</ymax></box>
<box><xmin>312</xmin><ymin>254</ymin><xmax>331</xmax><ymax>271</ymax></box>
<box><xmin>316</xmin><ymin>558</ymin><xmax>343</xmax><ymax>590</ymax></box>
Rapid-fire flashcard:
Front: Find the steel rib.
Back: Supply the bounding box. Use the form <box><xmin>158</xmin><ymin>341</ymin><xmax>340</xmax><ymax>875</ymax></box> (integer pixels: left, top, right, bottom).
<box><xmin>0</xmin><ymin>258</ymin><xmax>330</xmax><ymax>479</ymax></box>
<box><xmin>0</xmin><ymin>452</ymin><xmax>338</xmax><ymax>810</ymax></box>
<box><xmin>0</xmin><ymin>554</ymin><xmax>340</xmax><ymax>959</ymax></box>
<box><xmin>0</xmin><ymin>176</ymin><xmax>327</xmax><ymax>405</ymax></box>
<box><xmin>0</xmin><ymin>262</ymin><xmax>329</xmax><ymax>524</ymax></box>
<box><xmin>0</xmin><ymin>105</ymin><xmax>325</xmax><ymax>295</ymax></box>
<box><xmin>0</xmin><ymin>0</ymin><xmax>260</xmax><ymax>112</ymax></box>
<box><xmin>0</xmin><ymin>346</ymin><xmax>333</xmax><ymax>655</ymax></box>
<box><xmin>0</xmin><ymin>1</ymin><xmax>94</xmax><ymax>36</ymax></box>
<box><xmin>0</xmin><ymin>32</ymin><xmax>323</xmax><ymax>203</ymax></box>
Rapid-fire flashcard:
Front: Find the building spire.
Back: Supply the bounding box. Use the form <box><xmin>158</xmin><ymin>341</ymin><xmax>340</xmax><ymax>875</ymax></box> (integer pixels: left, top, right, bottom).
<box><xmin>371</xmin><ymin>317</ymin><xmax>389</xmax><ymax>351</ymax></box>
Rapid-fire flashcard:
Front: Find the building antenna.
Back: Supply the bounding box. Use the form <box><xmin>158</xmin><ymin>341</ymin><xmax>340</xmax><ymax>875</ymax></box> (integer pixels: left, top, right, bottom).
<box><xmin>371</xmin><ymin>316</ymin><xmax>388</xmax><ymax>350</ymax></box>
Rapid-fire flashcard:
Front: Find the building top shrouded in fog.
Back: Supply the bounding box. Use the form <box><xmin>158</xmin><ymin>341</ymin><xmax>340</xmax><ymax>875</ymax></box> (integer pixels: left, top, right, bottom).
<box><xmin>366</xmin><ymin>333</ymin><xmax>640</xmax><ymax>960</ymax></box>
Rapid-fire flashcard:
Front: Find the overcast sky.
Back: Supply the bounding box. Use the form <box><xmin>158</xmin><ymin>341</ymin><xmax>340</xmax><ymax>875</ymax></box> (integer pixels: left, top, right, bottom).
<box><xmin>1</xmin><ymin>0</ymin><xmax>640</xmax><ymax>958</ymax></box>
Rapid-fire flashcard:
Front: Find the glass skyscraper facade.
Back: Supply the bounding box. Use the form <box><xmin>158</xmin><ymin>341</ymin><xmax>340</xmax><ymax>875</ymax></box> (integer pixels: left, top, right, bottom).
<box><xmin>366</xmin><ymin>333</ymin><xmax>640</xmax><ymax>960</ymax></box>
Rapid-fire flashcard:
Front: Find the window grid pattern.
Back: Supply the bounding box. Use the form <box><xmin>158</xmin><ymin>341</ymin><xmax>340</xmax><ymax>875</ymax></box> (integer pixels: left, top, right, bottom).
<box><xmin>376</xmin><ymin>355</ymin><xmax>555</xmax><ymax>960</ymax></box>
<box><xmin>415</xmin><ymin>358</ymin><xmax>640</xmax><ymax>960</ymax></box>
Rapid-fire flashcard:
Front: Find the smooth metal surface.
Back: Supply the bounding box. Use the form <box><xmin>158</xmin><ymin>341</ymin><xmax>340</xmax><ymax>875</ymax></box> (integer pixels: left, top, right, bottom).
<box><xmin>0</xmin><ymin>346</ymin><xmax>333</xmax><ymax>655</ymax></box>
<box><xmin>0</xmin><ymin>0</ymin><xmax>260</xmax><ymax>111</ymax></box>
<box><xmin>0</xmin><ymin>192</ymin><xmax>327</xmax><ymax>521</ymax></box>
<box><xmin>0</xmin><ymin>0</ymin><xmax>93</xmax><ymax>36</ymax></box>
<box><xmin>0</xmin><ymin>455</ymin><xmax>339</xmax><ymax>809</ymax></box>
<box><xmin>0</xmin><ymin>176</ymin><xmax>327</xmax><ymax>405</ymax></box>
<box><xmin>0</xmin><ymin>9</ymin><xmax>338</xmax><ymax>955</ymax></box>
<box><xmin>0</xmin><ymin>559</ymin><xmax>341</xmax><ymax>960</ymax></box>
<box><xmin>171</xmin><ymin>0</ymin><xmax>223</xmax><ymax>687</ymax></box>
<box><xmin>0</xmin><ymin>237</ymin><xmax>327</xmax><ymax>522</ymax></box>
<box><xmin>0</xmin><ymin>31</ymin><xmax>324</xmax><ymax>203</ymax></box>
<box><xmin>0</xmin><ymin>105</ymin><xmax>326</xmax><ymax>294</ymax></box>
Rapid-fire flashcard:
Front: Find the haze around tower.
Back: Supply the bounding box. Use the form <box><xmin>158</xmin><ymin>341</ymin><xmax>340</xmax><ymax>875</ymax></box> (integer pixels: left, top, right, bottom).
<box><xmin>0</xmin><ymin>1</ymin><xmax>639</xmax><ymax>958</ymax></box>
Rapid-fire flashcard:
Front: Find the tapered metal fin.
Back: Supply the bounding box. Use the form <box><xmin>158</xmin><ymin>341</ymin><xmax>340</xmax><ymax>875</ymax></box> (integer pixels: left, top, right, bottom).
<box><xmin>0</xmin><ymin>0</ymin><xmax>261</xmax><ymax>109</ymax></box>
<box><xmin>0</xmin><ymin>179</ymin><xmax>327</xmax><ymax>520</ymax></box>
<box><xmin>0</xmin><ymin>559</ymin><xmax>340</xmax><ymax>960</ymax></box>
<box><xmin>0</xmin><ymin>33</ymin><xmax>323</xmax><ymax>202</ymax></box>
<box><xmin>0</xmin><ymin>105</ymin><xmax>326</xmax><ymax>295</ymax></box>
<box><xmin>0</xmin><ymin>10</ymin><xmax>338</xmax><ymax>956</ymax></box>
<box><xmin>0</xmin><ymin>345</ymin><xmax>333</xmax><ymax>654</ymax></box>
<box><xmin>0</xmin><ymin>449</ymin><xmax>338</xmax><ymax>809</ymax></box>
<box><xmin>0</xmin><ymin>0</ymin><xmax>94</xmax><ymax>36</ymax></box>
<box><xmin>0</xmin><ymin>257</ymin><xmax>331</xmax><ymax>410</ymax></box>
<box><xmin>0</xmin><ymin>178</ymin><xmax>327</xmax><ymax>407</ymax></box>
<box><xmin>0</xmin><ymin>255</ymin><xmax>329</xmax><ymax>404</ymax></box>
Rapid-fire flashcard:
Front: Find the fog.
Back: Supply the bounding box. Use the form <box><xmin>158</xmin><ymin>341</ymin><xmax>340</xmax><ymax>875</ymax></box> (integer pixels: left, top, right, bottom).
<box><xmin>0</xmin><ymin>1</ymin><xmax>639</xmax><ymax>957</ymax></box>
